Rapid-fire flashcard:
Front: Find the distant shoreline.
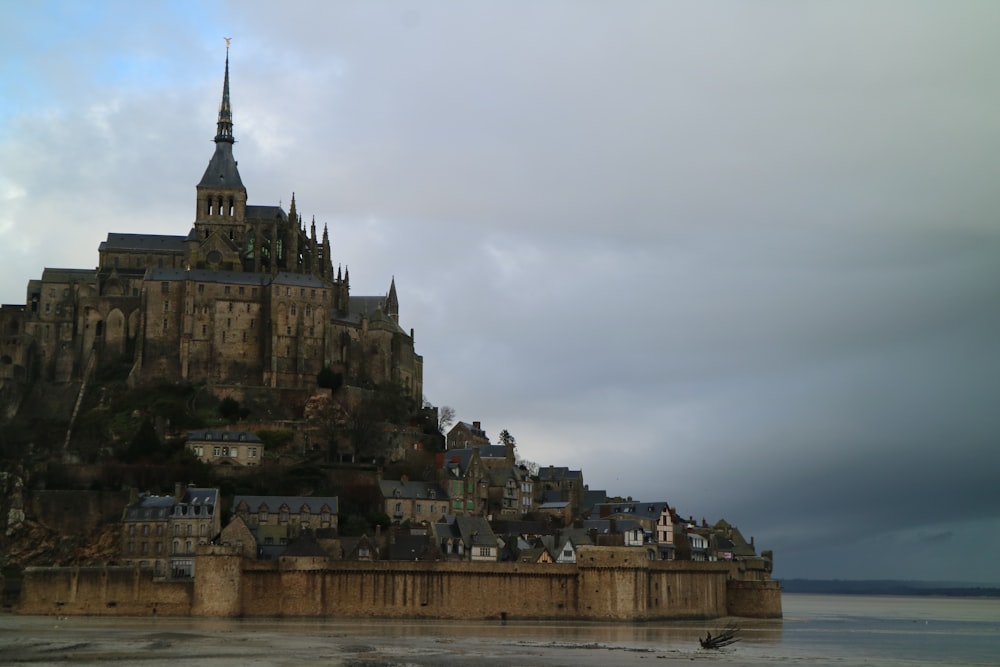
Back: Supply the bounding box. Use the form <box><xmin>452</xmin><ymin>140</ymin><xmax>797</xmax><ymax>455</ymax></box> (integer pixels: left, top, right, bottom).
<box><xmin>781</xmin><ymin>579</ymin><xmax>1000</xmax><ymax>598</ymax></box>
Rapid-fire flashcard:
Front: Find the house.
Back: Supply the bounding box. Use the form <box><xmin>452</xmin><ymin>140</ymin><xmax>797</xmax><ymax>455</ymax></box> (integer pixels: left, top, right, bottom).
<box><xmin>120</xmin><ymin>494</ymin><xmax>174</xmax><ymax>576</ymax></box>
<box><xmin>121</xmin><ymin>484</ymin><xmax>220</xmax><ymax>578</ymax></box>
<box><xmin>378</xmin><ymin>477</ymin><xmax>450</xmax><ymax>525</ymax></box>
<box><xmin>232</xmin><ymin>495</ymin><xmax>339</xmax><ymax>534</ymax></box>
<box><xmin>446</xmin><ymin>420</ymin><xmax>490</xmax><ymax>450</ymax></box>
<box><xmin>186</xmin><ymin>429</ymin><xmax>263</xmax><ymax>466</ymax></box>
<box><xmin>594</xmin><ymin>500</ymin><xmax>675</xmax><ymax>560</ymax></box>
<box><xmin>485</xmin><ymin>465</ymin><xmax>534</xmax><ymax>518</ymax></box>
<box><xmin>518</xmin><ymin>545</ymin><xmax>555</xmax><ymax>564</ymax></box>
<box><xmin>440</xmin><ymin>447</ymin><xmax>490</xmax><ymax>516</ymax></box>
<box><xmin>536</xmin><ymin>500</ymin><xmax>572</xmax><ymax>526</ymax></box>
<box><xmin>217</xmin><ymin>515</ymin><xmax>257</xmax><ymax>559</ymax></box>
<box><xmin>435</xmin><ymin>515</ymin><xmax>500</xmax><ymax>561</ymax></box>
<box><xmin>537</xmin><ymin>465</ymin><xmax>585</xmax><ymax>516</ymax></box>
<box><xmin>387</xmin><ymin>531</ymin><xmax>437</xmax><ymax>561</ymax></box>
<box><xmin>340</xmin><ymin>534</ymin><xmax>378</xmax><ymax>561</ymax></box>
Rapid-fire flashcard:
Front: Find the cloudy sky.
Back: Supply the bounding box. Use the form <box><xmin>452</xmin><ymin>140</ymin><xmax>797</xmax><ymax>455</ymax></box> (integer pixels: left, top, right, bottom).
<box><xmin>3</xmin><ymin>1</ymin><xmax>998</xmax><ymax>583</ymax></box>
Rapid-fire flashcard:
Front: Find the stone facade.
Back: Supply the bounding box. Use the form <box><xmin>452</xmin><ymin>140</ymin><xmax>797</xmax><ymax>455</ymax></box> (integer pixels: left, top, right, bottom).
<box><xmin>18</xmin><ymin>546</ymin><xmax>782</xmax><ymax>620</ymax></box>
<box><xmin>186</xmin><ymin>429</ymin><xmax>263</xmax><ymax>467</ymax></box>
<box><xmin>120</xmin><ymin>486</ymin><xmax>220</xmax><ymax>578</ymax></box>
<box><xmin>0</xmin><ymin>52</ymin><xmax>422</xmax><ymax>411</ymax></box>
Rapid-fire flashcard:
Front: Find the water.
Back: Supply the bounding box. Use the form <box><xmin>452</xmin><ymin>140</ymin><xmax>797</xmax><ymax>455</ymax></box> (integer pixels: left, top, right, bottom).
<box><xmin>1</xmin><ymin>593</ymin><xmax>997</xmax><ymax>666</ymax></box>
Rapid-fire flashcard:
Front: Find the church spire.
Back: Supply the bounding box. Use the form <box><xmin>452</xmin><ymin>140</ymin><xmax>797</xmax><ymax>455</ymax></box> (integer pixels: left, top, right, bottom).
<box><xmin>386</xmin><ymin>276</ymin><xmax>399</xmax><ymax>324</ymax></box>
<box><xmin>215</xmin><ymin>39</ymin><xmax>234</xmax><ymax>144</ymax></box>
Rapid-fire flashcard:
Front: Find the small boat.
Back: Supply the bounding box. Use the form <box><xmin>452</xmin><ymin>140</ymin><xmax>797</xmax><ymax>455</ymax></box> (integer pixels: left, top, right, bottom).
<box><xmin>699</xmin><ymin>622</ymin><xmax>741</xmax><ymax>649</ymax></box>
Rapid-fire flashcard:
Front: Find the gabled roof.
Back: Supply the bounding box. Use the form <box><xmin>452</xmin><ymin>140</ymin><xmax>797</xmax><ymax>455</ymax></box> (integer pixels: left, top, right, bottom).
<box><xmin>595</xmin><ymin>501</ymin><xmax>672</xmax><ymax>518</ymax></box>
<box><xmin>438</xmin><ymin>515</ymin><xmax>497</xmax><ymax>548</ymax></box>
<box><xmin>389</xmin><ymin>534</ymin><xmax>434</xmax><ymax>561</ymax></box>
<box><xmin>233</xmin><ymin>495</ymin><xmax>338</xmax><ymax>514</ymax></box>
<box><xmin>538</xmin><ymin>466</ymin><xmax>582</xmax><ymax>482</ymax></box>
<box><xmin>379</xmin><ymin>479</ymin><xmax>448</xmax><ymax>501</ymax></box>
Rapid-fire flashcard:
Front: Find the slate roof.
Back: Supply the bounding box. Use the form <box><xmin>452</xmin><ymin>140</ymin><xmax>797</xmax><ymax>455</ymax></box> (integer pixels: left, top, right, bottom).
<box><xmin>198</xmin><ymin>141</ymin><xmax>244</xmax><ymax>189</ymax></box>
<box><xmin>538</xmin><ymin>466</ymin><xmax>583</xmax><ymax>482</ymax></box>
<box><xmin>595</xmin><ymin>501</ymin><xmax>672</xmax><ymax>518</ymax></box>
<box><xmin>123</xmin><ymin>494</ymin><xmax>175</xmax><ymax>521</ymax></box>
<box><xmin>245</xmin><ymin>205</ymin><xmax>287</xmax><ymax>222</ymax></box>
<box><xmin>272</xmin><ymin>272</ymin><xmax>327</xmax><ymax>288</ymax></box>
<box><xmin>174</xmin><ymin>487</ymin><xmax>219</xmax><ymax>517</ymax></box>
<box><xmin>438</xmin><ymin>515</ymin><xmax>498</xmax><ymax>548</ymax></box>
<box><xmin>40</xmin><ymin>268</ymin><xmax>98</xmax><ymax>283</ymax></box>
<box><xmin>233</xmin><ymin>495</ymin><xmax>339</xmax><ymax>514</ymax></box>
<box><xmin>186</xmin><ymin>429</ymin><xmax>261</xmax><ymax>443</ymax></box>
<box><xmin>388</xmin><ymin>534</ymin><xmax>435</xmax><ymax>561</ymax></box>
<box><xmin>100</xmin><ymin>233</ymin><xmax>187</xmax><ymax>253</ymax></box>
<box><xmin>379</xmin><ymin>479</ymin><xmax>448</xmax><ymax>501</ymax></box>
<box><xmin>147</xmin><ymin>268</ymin><xmax>273</xmax><ymax>286</ymax></box>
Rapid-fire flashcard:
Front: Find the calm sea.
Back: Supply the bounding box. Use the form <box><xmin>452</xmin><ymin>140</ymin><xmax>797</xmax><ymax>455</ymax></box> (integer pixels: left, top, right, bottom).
<box><xmin>1</xmin><ymin>593</ymin><xmax>998</xmax><ymax>666</ymax></box>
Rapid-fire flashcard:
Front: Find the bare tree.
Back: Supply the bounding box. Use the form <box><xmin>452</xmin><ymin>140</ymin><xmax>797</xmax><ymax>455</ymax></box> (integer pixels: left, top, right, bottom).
<box><xmin>437</xmin><ymin>405</ymin><xmax>456</xmax><ymax>434</ymax></box>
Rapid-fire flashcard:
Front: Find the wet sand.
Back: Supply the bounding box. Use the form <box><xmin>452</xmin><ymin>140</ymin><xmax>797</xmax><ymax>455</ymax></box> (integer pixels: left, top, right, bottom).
<box><xmin>0</xmin><ymin>614</ymin><xmax>761</xmax><ymax>666</ymax></box>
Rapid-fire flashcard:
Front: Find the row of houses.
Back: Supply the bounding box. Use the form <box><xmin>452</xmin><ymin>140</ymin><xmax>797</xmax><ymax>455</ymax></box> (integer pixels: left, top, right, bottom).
<box><xmin>121</xmin><ymin>420</ymin><xmax>764</xmax><ymax>577</ymax></box>
<box><xmin>121</xmin><ymin>486</ymin><xmax>759</xmax><ymax>578</ymax></box>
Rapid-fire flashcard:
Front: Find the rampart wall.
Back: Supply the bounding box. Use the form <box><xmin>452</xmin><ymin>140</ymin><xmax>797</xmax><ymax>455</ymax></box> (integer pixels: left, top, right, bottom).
<box><xmin>19</xmin><ymin>547</ymin><xmax>781</xmax><ymax>621</ymax></box>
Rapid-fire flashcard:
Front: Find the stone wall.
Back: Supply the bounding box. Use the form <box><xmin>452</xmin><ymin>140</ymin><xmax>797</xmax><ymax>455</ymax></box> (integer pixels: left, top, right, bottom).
<box><xmin>18</xmin><ymin>565</ymin><xmax>192</xmax><ymax>616</ymax></box>
<box><xmin>19</xmin><ymin>546</ymin><xmax>782</xmax><ymax>620</ymax></box>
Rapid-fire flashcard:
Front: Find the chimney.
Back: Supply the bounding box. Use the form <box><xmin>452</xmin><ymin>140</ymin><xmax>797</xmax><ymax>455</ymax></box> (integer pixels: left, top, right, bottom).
<box><xmin>400</xmin><ymin>473</ymin><xmax>409</xmax><ymax>484</ymax></box>
<box><xmin>174</xmin><ymin>482</ymin><xmax>185</xmax><ymax>501</ymax></box>
<box><xmin>472</xmin><ymin>421</ymin><xmax>481</xmax><ymax>430</ymax></box>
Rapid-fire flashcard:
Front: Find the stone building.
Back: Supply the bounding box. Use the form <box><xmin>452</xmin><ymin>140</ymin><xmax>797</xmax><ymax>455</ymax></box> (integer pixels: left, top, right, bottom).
<box><xmin>120</xmin><ymin>484</ymin><xmax>220</xmax><ymax>578</ymax></box>
<box><xmin>0</xmin><ymin>50</ymin><xmax>422</xmax><ymax>413</ymax></box>
<box><xmin>186</xmin><ymin>429</ymin><xmax>263</xmax><ymax>466</ymax></box>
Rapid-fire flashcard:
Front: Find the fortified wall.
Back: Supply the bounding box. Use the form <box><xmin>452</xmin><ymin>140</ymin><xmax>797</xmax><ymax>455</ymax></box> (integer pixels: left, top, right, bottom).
<box><xmin>18</xmin><ymin>546</ymin><xmax>781</xmax><ymax>620</ymax></box>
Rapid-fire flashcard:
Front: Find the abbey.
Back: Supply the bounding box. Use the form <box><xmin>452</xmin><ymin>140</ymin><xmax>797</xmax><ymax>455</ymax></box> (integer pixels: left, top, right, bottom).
<box><xmin>0</xmin><ymin>53</ymin><xmax>422</xmax><ymax>405</ymax></box>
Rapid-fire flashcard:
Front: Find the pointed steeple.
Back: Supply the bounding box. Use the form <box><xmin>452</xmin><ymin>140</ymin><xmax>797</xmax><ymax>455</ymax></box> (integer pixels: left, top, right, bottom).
<box><xmin>319</xmin><ymin>225</ymin><xmax>333</xmax><ymax>278</ymax></box>
<box><xmin>386</xmin><ymin>276</ymin><xmax>399</xmax><ymax>324</ymax></box>
<box><xmin>194</xmin><ymin>42</ymin><xmax>246</xmax><ymax>231</ymax></box>
<box><xmin>197</xmin><ymin>44</ymin><xmax>244</xmax><ymax>191</ymax></box>
<box><xmin>215</xmin><ymin>43</ymin><xmax>234</xmax><ymax>144</ymax></box>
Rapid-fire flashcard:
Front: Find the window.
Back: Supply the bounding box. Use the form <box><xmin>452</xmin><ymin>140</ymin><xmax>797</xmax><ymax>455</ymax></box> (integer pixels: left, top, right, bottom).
<box><xmin>142</xmin><ymin>525</ymin><xmax>149</xmax><ymax>536</ymax></box>
<box><xmin>248</xmin><ymin>447</ymin><xmax>257</xmax><ymax>458</ymax></box>
<box><xmin>213</xmin><ymin>446</ymin><xmax>220</xmax><ymax>456</ymax></box>
<box><xmin>198</xmin><ymin>284</ymin><xmax>205</xmax><ymax>293</ymax></box>
<box><xmin>162</xmin><ymin>319</ymin><xmax>168</xmax><ymax>331</ymax></box>
<box><xmin>224</xmin><ymin>286</ymin><xmax>231</xmax><ymax>295</ymax></box>
<box><xmin>479</xmin><ymin>547</ymin><xmax>491</xmax><ymax>557</ymax></box>
<box><xmin>163</xmin><ymin>300</ymin><xmax>169</xmax><ymax>312</ymax></box>
<box><xmin>251</xmin><ymin>288</ymin><xmax>257</xmax><ymax>297</ymax></box>
<box><xmin>161</xmin><ymin>282</ymin><xmax>169</xmax><ymax>294</ymax></box>
<box><xmin>259</xmin><ymin>509</ymin><xmax>268</xmax><ymax>523</ymax></box>
<box><xmin>128</xmin><ymin>524</ymin><xmax>136</xmax><ymax>537</ymax></box>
